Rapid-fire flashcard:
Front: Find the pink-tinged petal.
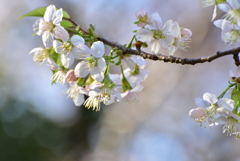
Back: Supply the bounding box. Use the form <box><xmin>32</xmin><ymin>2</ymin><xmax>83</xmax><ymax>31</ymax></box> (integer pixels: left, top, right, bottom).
<box><xmin>74</xmin><ymin>61</ymin><xmax>89</xmax><ymax>78</ymax></box>
<box><xmin>65</xmin><ymin>70</ymin><xmax>77</xmax><ymax>83</ymax></box>
<box><xmin>75</xmin><ymin>44</ymin><xmax>91</xmax><ymax>59</ymax></box>
<box><xmin>90</xmin><ymin>67</ymin><xmax>104</xmax><ymax>82</ymax></box>
<box><xmin>135</xmin><ymin>9</ymin><xmax>147</xmax><ymax>17</ymax></box>
<box><xmin>61</xmin><ymin>53</ymin><xmax>74</xmax><ymax>68</ymax></box>
<box><xmin>71</xmin><ymin>35</ymin><xmax>85</xmax><ymax>46</ymax></box>
<box><xmin>211</xmin><ymin>5</ymin><xmax>217</xmax><ymax>21</ymax></box>
<box><xmin>53</xmin><ymin>26</ymin><xmax>69</xmax><ymax>42</ymax></box>
<box><xmin>181</xmin><ymin>28</ymin><xmax>192</xmax><ymax>39</ymax></box>
<box><xmin>227</xmin><ymin>0</ymin><xmax>240</xmax><ymax>9</ymax></box>
<box><xmin>236</xmin><ymin>66</ymin><xmax>240</xmax><ymax>77</ymax></box>
<box><xmin>53</xmin><ymin>40</ymin><xmax>63</xmax><ymax>53</ymax></box>
<box><xmin>150</xmin><ymin>39</ymin><xmax>161</xmax><ymax>54</ymax></box>
<box><xmin>53</xmin><ymin>8</ymin><xmax>63</xmax><ymax>25</ymax></box>
<box><xmin>150</xmin><ymin>12</ymin><xmax>162</xmax><ymax>29</ymax></box>
<box><xmin>167</xmin><ymin>46</ymin><xmax>178</xmax><ymax>55</ymax></box>
<box><xmin>203</xmin><ymin>93</ymin><xmax>218</xmax><ymax>104</ymax></box>
<box><xmin>189</xmin><ymin>107</ymin><xmax>205</xmax><ymax>119</ymax></box>
<box><xmin>218</xmin><ymin>3</ymin><xmax>231</xmax><ymax>12</ymax></box>
<box><xmin>73</xmin><ymin>93</ymin><xmax>84</xmax><ymax>106</ymax></box>
<box><xmin>42</xmin><ymin>31</ymin><xmax>54</xmax><ymax>48</ymax></box>
<box><xmin>91</xmin><ymin>41</ymin><xmax>105</xmax><ymax>58</ymax></box>
<box><xmin>213</xmin><ymin>19</ymin><xmax>224</xmax><ymax>28</ymax></box>
<box><xmin>44</xmin><ymin>4</ymin><xmax>56</xmax><ymax>22</ymax></box>
<box><xmin>97</xmin><ymin>58</ymin><xmax>106</xmax><ymax>71</ymax></box>
<box><xmin>136</xmin><ymin>28</ymin><xmax>153</xmax><ymax>42</ymax></box>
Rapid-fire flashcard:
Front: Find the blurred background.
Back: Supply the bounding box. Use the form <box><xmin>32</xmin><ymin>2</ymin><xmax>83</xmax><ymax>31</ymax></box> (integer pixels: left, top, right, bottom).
<box><xmin>1</xmin><ymin>0</ymin><xmax>239</xmax><ymax>161</ymax></box>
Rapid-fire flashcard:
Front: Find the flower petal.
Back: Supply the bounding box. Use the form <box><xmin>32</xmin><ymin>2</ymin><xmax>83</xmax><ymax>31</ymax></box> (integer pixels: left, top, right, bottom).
<box><xmin>53</xmin><ymin>40</ymin><xmax>63</xmax><ymax>53</ymax></box>
<box><xmin>91</xmin><ymin>41</ymin><xmax>105</xmax><ymax>58</ymax></box>
<box><xmin>42</xmin><ymin>31</ymin><xmax>54</xmax><ymax>48</ymax></box>
<box><xmin>136</xmin><ymin>28</ymin><xmax>153</xmax><ymax>42</ymax></box>
<box><xmin>90</xmin><ymin>67</ymin><xmax>104</xmax><ymax>82</ymax></box>
<box><xmin>71</xmin><ymin>35</ymin><xmax>85</xmax><ymax>46</ymax></box>
<box><xmin>203</xmin><ymin>93</ymin><xmax>218</xmax><ymax>104</ymax></box>
<box><xmin>53</xmin><ymin>8</ymin><xmax>63</xmax><ymax>25</ymax></box>
<box><xmin>44</xmin><ymin>4</ymin><xmax>56</xmax><ymax>22</ymax></box>
<box><xmin>61</xmin><ymin>53</ymin><xmax>74</xmax><ymax>68</ymax></box>
<box><xmin>73</xmin><ymin>93</ymin><xmax>84</xmax><ymax>106</ymax></box>
<box><xmin>74</xmin><ymin>61</ymin><xmax>89</xmax><ymax>78</ymax></box>
<box><xmin>53</xmin><ymin>26</ymin><xmax>69</xmax><ymax>42</ymax></box>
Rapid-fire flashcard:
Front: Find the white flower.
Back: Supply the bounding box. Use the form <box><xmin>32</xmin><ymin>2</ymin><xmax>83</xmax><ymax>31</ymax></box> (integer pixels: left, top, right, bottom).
<box><xmin>33</xmin><ymin>4</ymin><xmax>69</xmax><ymax>48</ymax></box>
<box><xmin>53</xmin><ymin>35</ymin><xmax>85</xmax><ymax>68</ymax></box>
<box><xmin>202</xmin><ymin>0</ymin><xmax>225</xmax><ymax>21</ymax></box>
<box><xmin>74</xmin><ymin>41</ymin><xmax>106</xmax><ymax>82</ymax></box>
<box><xmin>214</xmin><ymin>19</ymin><xmax>240</xmax><ymax>46</ymax></box>
<box><xmin>136</xmin><ymin>13</ymin><xmax>177</xmax><ymax>54</ymax></box>
<box><xmin>63</xmin><ymin>83</ymin><xmax>88</xmax><ymax>106</ymax></box>
<box><xmin>167</xmin><ymin>27</ymin><xmax>192</xmax><ymax>55</ymax></box>
<box><xmin>211</xmin><ymin>98</ymin><xmax>240</xmax><ymax>139</ymax></box>
<box><xmin>29</xmin><ymin>47</ymin><xmax>49</xmax><ymax>65</ymax></box>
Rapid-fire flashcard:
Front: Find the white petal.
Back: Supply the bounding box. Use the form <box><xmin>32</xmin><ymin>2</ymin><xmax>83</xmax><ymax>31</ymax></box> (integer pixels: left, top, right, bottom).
<box><xmin>150</xmin><ymin>39</ymin><xmax>161</xmax><ymax>54</ymax></box>
<box><xmin>203</xmin><ymin>93</ymin><xmax>218</xmax><ymax>104</ymax></box>
<box><xmin>170</xmin><ymin>21</ymin><xmax>180</xmax><ymax>37</ymax></box>
<box><xmin>53</xmin><ymin>8</ymin><xmax>63</xmax><ymax>25</ymax></box>
<box><xmin>213</xmin><ymin>116</ymin><xmax>227</xmax><ymax>125</ymax></box>
<box><xmin>195</xmin><ymin>97</ymin><xmax>209</xmax><ymax>108</ymax></box>
<box><xmin>130</xmin><ymin>55</ymin><xmax>146</xmax><ymax>66</ymax></box>
<box><xmin>227</xmin><ymin>0</ymin><xmax>240</xmax><ymax>9</ymax></box>
<box><xmin>53</xmin><ymin>40</ymin><xmax>63</xmax><ymax>53</ymax></box>
<box><xmin>139</xmin><ymin>70</ymin><xmax>149</xmax><ymax>82</ymax></box>
<box><xmin>33</xmin><ymin>19</ymin><xmax>44</xmax><ymax>35</ymax></box>
<box><xmin>211</xmin><ymin>5</ymin><xmax>217</xmax><ymax>21</ymax></box>
<box><xmin>90</xmin><ymin>67</ymin><xmax>104</xmax><ymax>82</ymax></box>
<box><xmin>71</xmin><ymin>35</ymin><xmax>85</xmax><ymax>46</ymax></box>
<box><xmin>91</xmin><ymin>41</ymin><xmax>105</xmax><ymax>58</ymax></box>
<box><xmin>75</xmin><ymin>44</ymin><xmax>91</xmax><ymax>59</ymax></box>
<box><xmin>150</xmin><ymin>12</ymin><xmax>163</xmax><ymax>29</ymax></box>
<box><xmin>53</xmin><ymin>26</ymin><xmax>69</xmax><ymax>42</ymax></box>
<box><xmin>162</xmin><ymin>35</ymin><xmax>174</xmax><ymax>48</ymax></box>
<box><xmin>61</xmin><ymin>53</ymin><xmax>74</xmax><ymax>68</ymax></box>
<box><xmin>213</xmin><ymin>19</ymin><xmax>224</xmax><ymax>28</ymax></box>
<box><xmin>73</xmin><ymin>93</ymin><xmax>84</xmax><ymax>106</ymax></box>
<box><xmin>131</xmin><ymin>84</ymin><xmax>143</xmax><ymax>92</ymax></box>
<box><xmin>74</xmin><ymin>61</ymin><xmax>89</xmax><ymax>78</ymax></box>
<box><xmin>167</xmin><ymin>46</ymin><xmax>178</xmax><ymax>55</ymax></box>
<box><xmin>218</xmin><ymin>98</ymin><xmax>234</xmax><ymax>111</ymax></box>
<box><xmin>218</xmin><ymin>3</ymin><xmax>231</xmax><ymax>12</ymax></box>
<box><xmin>42</xmin><ymin>31</ymin><xmax>54</xmax><ymax>48</ymax></box>
<box><xmin>229</xmin><ymin>70</ymin><xmax>235</xmax><ymax>81</ymax></box>
<box><xmin>123</xmin><ymin>57</ymin><xmax>135</xmax><ymax>71</ymax></box>
<box><xmin>97</xmin><ymin>58</ymin><xmax>106</xmax><ymax>71</ymax></box>
<box><xmin>29</xmin><ymin>47</ymin><xmax>44</xmax><ymax>55</ymax></box>
<box><xmin>136</xmin><ymin>28</ymin><xmax>153</xmax><ymax>42</ymax></box>
<box><xmin>44</xmin><ymin>5</ymin><xmax>56</xmax><ymax>22</ymax></box>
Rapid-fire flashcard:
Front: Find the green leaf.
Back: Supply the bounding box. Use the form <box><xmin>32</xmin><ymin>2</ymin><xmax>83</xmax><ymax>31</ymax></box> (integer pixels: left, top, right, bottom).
<box><xmin>60</xmin><ymin>20</ymin><xmax>73</xmax><ymax>28</ymax></box>
<box><xmin>18</xmin><ymin>7</ymin><xmax>70</xmax><ymax>19</ymax></box>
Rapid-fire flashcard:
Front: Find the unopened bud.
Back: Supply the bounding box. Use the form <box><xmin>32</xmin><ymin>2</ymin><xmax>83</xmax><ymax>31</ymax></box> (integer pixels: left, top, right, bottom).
<box><xmin>66</xmin><ymin>70</ymin><xmax>77</xmax><ymax>83</ymax></box>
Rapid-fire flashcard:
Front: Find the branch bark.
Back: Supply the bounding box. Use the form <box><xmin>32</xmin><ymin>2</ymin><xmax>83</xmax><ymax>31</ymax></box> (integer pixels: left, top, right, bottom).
<box><xmin>97</xmin><ymin>37</ymin><xmax>240</xmax><ymax>66</ymax></box>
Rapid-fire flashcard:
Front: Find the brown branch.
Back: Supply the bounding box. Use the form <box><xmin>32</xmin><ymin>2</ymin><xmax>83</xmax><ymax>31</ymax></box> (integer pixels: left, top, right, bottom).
<box><xmin>97</xmin><ymin>37</ymin><xmax>240</xmax><ymax>66</ymax></box>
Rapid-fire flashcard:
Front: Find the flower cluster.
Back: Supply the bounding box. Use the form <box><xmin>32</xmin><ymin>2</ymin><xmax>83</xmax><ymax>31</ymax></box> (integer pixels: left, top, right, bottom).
<box><xmin>189</xmin><ymin>67</ymin><xmax>240</xmax><ymax>139</ymax></box>
<box><xmin>29</xmin><ymin>4</ymin><xmax>149</xmax><ymax>111</ymax></box>
<box><xmin>204</xmin><ymin>0</ymin><xmax>240</xmax><ymax>46</ymax></box>
<box><xmin>134</xmin><ymin>9</ymin><xmax>192</xmax><ymax>55</ymax></box>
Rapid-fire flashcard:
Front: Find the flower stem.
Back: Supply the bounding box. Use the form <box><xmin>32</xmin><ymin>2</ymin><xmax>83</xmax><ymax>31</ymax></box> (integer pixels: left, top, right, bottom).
<box><xmin>218</xmin><ymin>83</ymin><xmax>236</xmax><ymax>99</ymax></box>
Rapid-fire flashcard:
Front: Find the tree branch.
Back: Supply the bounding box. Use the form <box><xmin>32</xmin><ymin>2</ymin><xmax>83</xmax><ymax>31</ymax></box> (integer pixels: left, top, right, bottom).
<box><xmin>97</xmin><ymin>37</ymin><xmax>240</xmax><ymax>66</ymax></box>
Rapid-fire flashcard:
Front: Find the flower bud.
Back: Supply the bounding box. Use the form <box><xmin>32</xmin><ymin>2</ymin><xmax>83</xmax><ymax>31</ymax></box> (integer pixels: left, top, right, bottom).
<box><xmin>66</xmin><ymin>70</ymin><xmax>77</xmax><ymax>83</ymax></box>
<box><xmin>189</xmin><ymin>107</ymin><xmax>205</xmax><ymax>119</ymax></box>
